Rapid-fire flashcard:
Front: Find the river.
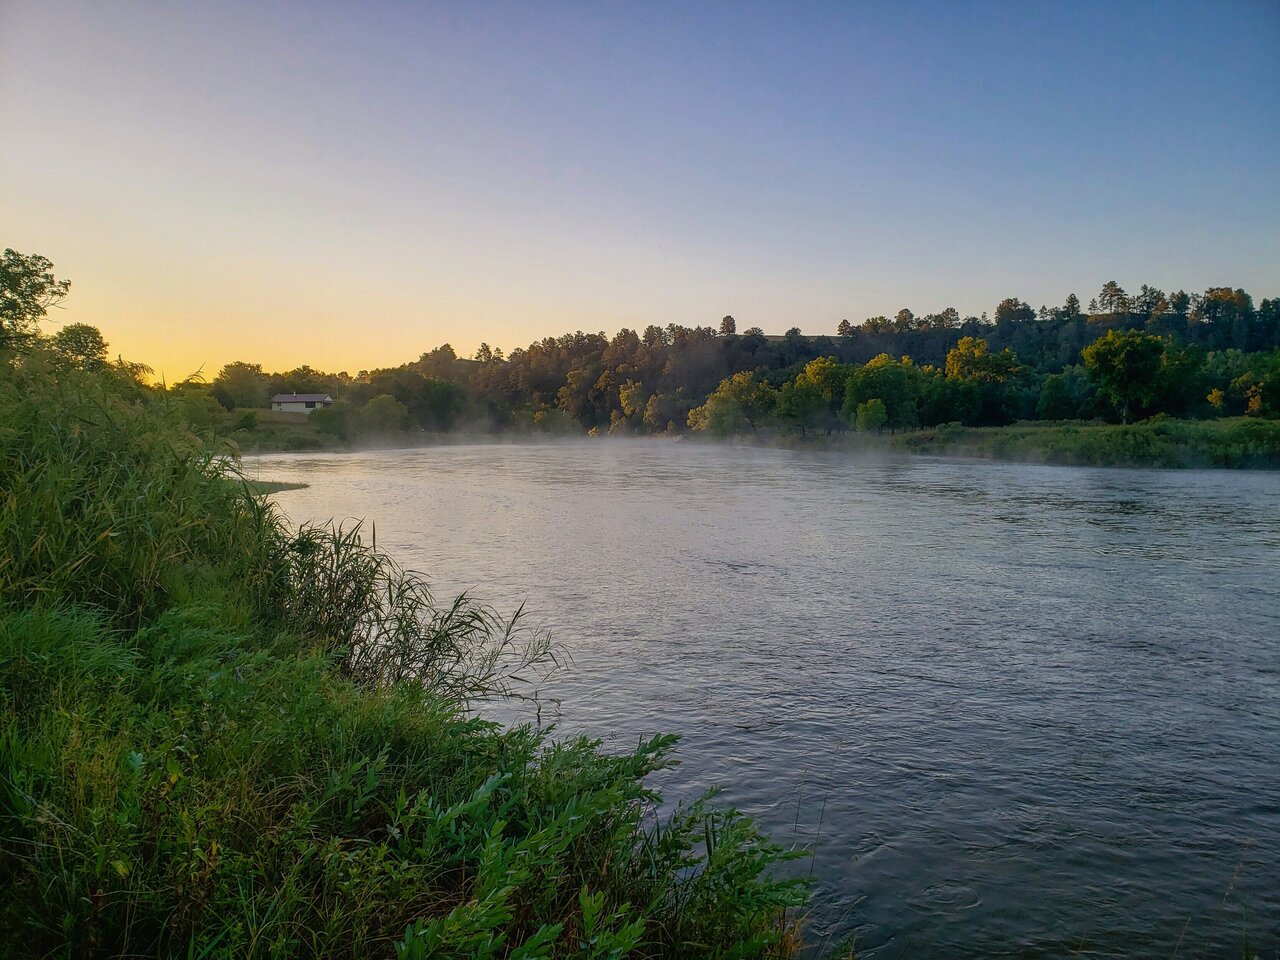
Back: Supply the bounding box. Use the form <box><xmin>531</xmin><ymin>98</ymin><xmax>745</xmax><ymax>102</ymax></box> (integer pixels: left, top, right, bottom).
<box><xmin>248</xmin><ymin>440</ymin><xmax>1280</xmax><ymax>958</ymax></box>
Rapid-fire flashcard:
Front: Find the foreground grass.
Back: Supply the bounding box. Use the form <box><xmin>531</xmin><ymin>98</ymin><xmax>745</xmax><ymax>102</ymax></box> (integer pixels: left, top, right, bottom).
<box><xmin>0</xmin><ymin>358</ymin><xmax>806</xmax><ymax>958</ymax></box>
<box><xmin>892</xmin><ymin>416</ymin><xmax>1280</xmax><ymax>469</ymax></box>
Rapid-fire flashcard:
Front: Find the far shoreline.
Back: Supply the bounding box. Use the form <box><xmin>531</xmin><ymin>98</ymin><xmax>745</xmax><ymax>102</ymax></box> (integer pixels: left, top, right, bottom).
<box><xmin>237</xmin><ymin>415</ymin><xmax>1280</xmax><ymax>472</ymax></box>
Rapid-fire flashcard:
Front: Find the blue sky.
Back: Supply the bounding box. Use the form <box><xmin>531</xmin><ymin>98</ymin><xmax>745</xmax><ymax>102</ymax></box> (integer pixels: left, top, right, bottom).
<box><xmin>2</xmin><ymin>0</ymin><xmax>1277</xmax><ymax>374</ymax></box>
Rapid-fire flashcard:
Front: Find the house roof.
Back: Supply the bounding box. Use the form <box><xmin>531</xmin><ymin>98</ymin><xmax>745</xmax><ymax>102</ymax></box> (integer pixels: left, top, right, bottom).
<box><xmin>271</xmin><ymin>393</ymin><xmax>332</xmax><ymax>403</ymax></box>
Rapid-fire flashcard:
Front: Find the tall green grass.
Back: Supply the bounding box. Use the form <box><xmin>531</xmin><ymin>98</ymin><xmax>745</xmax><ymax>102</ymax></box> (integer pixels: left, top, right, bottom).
<box><xmin>0</xmin><ymin>357</ymin><xmax>807</xmax><ymax>958</ymax></box>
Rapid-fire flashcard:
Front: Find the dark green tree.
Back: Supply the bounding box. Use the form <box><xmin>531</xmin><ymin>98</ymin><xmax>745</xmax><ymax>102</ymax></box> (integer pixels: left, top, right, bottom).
<box><xmin>50</xmin><ymin>323</ymin><xmax>108</xmax><ymax>370</ymax></box>
<box><xmin>1097</xmin><ymin>281</ymin><xmax>1130</xmax><ymax>316</ymax></box>
<box><xmin>212</xmin><ymin>361</ymin><xmax>269</xmax><ymax>409</ymax></box>
<box><xmin>1</xmin><ymin>249</ymin><xmax>71</xmax><ymax>349</ymax></box>
<box><xmin>994</xmin><ymin>298</ymin><xmax>1034</xmax><ymax>327</ymax></box>
<box><xmin>1082</xmin><ymin>329</ymin><xmax>1166</xmax><ymax>422</ymax></box>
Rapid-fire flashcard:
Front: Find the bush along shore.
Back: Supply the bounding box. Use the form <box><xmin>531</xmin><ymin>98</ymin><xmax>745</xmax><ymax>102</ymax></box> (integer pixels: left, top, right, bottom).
<box><xmin>0</xmin><ymin>355</ymin><xmax>808</xmax><ymax>955</ymax></box>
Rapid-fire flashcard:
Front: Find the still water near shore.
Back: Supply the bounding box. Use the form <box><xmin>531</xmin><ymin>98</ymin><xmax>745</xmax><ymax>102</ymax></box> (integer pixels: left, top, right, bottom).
<box><xmin>249</xmin><ymin>441</ymin><xmax>1280</xmax><ymax>957</ymax></box>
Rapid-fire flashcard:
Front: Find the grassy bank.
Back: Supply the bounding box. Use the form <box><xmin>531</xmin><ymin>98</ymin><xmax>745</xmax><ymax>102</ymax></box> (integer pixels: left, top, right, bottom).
<box><xmin>892</xmin><ymin>416</ymin><xmax>1280</xmax><ymax>469</ymax></box>
<box><xmin>232</xmin><ymin>408</ymin><xmax>337</xmax><ymax>452</ymax></box>
<box><xmin>0</xmin><ymin>360</ymin><xmax>806</xmax><ymax>958</ymax></box>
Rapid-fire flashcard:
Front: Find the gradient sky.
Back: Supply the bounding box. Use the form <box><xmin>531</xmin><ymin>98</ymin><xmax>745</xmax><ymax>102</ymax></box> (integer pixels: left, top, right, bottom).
<box><xmin>2</xmin><ymin>1</ymin><xmax>1278</xmax><ymax>377</ymax></box>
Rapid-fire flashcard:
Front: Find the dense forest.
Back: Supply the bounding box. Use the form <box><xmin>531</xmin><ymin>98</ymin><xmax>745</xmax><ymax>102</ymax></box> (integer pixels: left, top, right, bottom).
<box><xmin>201</xmin><ymin>282</ymin><xmax>1280</xmax><ymax>445</ymax></box>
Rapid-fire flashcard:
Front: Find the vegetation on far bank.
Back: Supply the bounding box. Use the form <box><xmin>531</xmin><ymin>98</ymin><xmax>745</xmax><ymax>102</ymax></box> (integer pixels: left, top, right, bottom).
<box><xmin>0</xmin><ymin>252</ymin><xmax>809</xmax><ymax>956</ymax></box>
<box><xmin>892</xmin><ymin>416</ymin><xmax>1280</xmax><ymax>470</ymax></box>
<box><xmin>6</xmin><ymin>247</ymin><xmax>1277</xmax><ymax>466</ymax></box>
<box><xmin>203</xmin><ymin>277</ymin><xmax>1277</xmax><ymax>455</ymax></box>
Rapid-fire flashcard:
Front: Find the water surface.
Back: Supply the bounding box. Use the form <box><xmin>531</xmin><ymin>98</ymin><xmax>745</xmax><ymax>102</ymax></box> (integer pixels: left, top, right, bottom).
<box><xmin>249</xmin><ymin>441</ymin><xmax>1280</xmax><ymax>957</ymax></box>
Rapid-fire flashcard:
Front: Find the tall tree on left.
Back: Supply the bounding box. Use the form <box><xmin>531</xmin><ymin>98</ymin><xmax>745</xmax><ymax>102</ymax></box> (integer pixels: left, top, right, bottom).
<box><xmin>0</xmin><ymin>249</ymin><xmax>71</xmax><ymax>349</ymax></box>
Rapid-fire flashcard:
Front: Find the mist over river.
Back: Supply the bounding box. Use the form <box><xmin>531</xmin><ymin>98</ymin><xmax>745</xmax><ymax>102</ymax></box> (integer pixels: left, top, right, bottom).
<box><xmin>249</xmin><ymin>441</ymin><xmax>1280</xmax><ymax>958</ymax></box>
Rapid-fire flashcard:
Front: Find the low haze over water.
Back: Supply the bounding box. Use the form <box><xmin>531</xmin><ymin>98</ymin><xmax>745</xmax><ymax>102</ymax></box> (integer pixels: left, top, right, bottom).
<box><xmin>252</xmin><ymin>442</ymin><xmax>1280</xmax><ymax>957</ymax></box>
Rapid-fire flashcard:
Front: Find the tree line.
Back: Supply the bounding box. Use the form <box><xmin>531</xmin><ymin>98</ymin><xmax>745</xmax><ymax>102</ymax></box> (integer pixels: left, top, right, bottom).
<box><xmin>212</xmin><ymin>279</ymin><xmax>1277</xmax><ymax>440</ymax></box>
<box><xmin>4</xmin><ymin>248</ymin><xmax>1278</xmax><ymax>443</ymax></box>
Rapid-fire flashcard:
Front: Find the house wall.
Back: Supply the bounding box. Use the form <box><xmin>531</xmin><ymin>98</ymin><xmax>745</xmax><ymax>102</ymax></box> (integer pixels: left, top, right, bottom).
<box><xmin>271</xmin><ymin>401</ymin><xmax>326</xmax><ymax>414</ymax></box>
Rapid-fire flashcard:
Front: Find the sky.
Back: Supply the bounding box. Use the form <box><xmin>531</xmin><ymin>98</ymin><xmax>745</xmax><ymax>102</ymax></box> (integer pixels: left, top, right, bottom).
<box><xmin>2</xmin><ymin>0</ymin><xmax>1278</xmax><ymax>378</ymax></box>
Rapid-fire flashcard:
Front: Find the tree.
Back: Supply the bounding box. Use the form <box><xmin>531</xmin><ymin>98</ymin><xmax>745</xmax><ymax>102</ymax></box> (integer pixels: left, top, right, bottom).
<box><xmin>687</xmin><ymin>371</ymin><xmax>776</xmax><ymax>435</ymax></box>
<box><xmin>791</xmin><ymin>356</ymin><xmax>848</xmax><ymax>433</ymax></box>
<box><xmin>855</xmin><ymin>398</ymin><xmax>887</xmax><ymax>433</ymax></box>
<box><xmin>212</xmin><ymin>361</ymin><xmax>269</xmax><ymax>409</ymax></box>
<box><xmin>1</xmin><ymin>249</ymin><xmax>71</xmax><ymax>349</ymax></box>
<box><xmin>1037</xmin><ymin>374</ymin><xmax>1070</xmax><ymax>420</ymax></box>
<box><xmin>1097</xmin><ymin>281</ymin><xmax>1130</xmax><ymax>316</ymax></box>
<box><xmin>1051</xmin><ymin>294</ymin><xmax>1083</xmax><ymax>322</ymax></box>
<box><xmin>1230</xmin><ymin>348</ymin><xmax>1280</xmax><ymax>417</ymax></box>
<box><xmin>837</xmin><ymin>319</ymin><xmax>853</xmax><ymax>338</ymax></box>
<box><xmin>415</xmin><ymin>343</ymin><xmax>460</xmax><ymax>380</ymax></box>
<box><xmin>311</xmin><ymin>399</ymin><xmax>357</xmax><ymax>440</ymax></box>
<box><xmin>50</xmin><ymin>323</ymin><xmax>108</xmax><ymax>369</ymax></box>
<box><xmin>933</xmin><ymin>307</ymin><xmax>961</xmax><ymax>329</ymax></box>
<box><xmin>719</xmin><ymin>315</ymin><xmax>737</xmax><ymax>336</ymax></box>
<box><xmin>740</xmin><ymin>327</ymin><xmax>766</xmax><ymax>354</ymax></box>
<box><xmin>782</xmin><ymin>326</ymin><xmax>808</xmax><ymax>363</ymax></box>
<box><xmin>944</xmin><ymin>337</ymin><xmax>1019</xmax><ymax>383</ymax></box>
<box><xmin>618</xmin><ymin>380</ymin><xmax>647</xmax><ymax>421</ymax></box>
<box><xmin>1134</xmin><ymin>284</ymin><xmax>1165</xmax><ymax>317</ymax></box>
<box><xmin>361</xmin><ymin>394</ymin><xmax>413</xmax><ymax>435</ymax></box>
<box><xmin>1155</xmin><ymin>341</ymin><xmax>1205</xmax><ymax>417</ymax></box>
<box><xmin>474</xmin><ymin>342</ymin><xmax>494</xmax><ymax>362</ymax></box>
<box><xmin>270</xmin><ymin>364</ymin><xmax>338</xmax><ymax>398</ymax></box>
<box><xmin>776</xmin><ymin>377</ymin><xmax>823</xmax><ymax>434</ymax></box>
<box><xmin>843</xmin><ymin>354</ymin><xmax>920</xmax><ymax>431</ymax></box>
<box><xmin>944</xmin><ymin>337</ymin><xmax>1021</xmax><ymax>425</ymax></box>
<box><xmin>1082</xmin><ymin>329</ymin><xmax>1166</xmax><ymax>422</ymax></box>
<box><xmin>994</xmin><ymin>298</ymin><xmax>1034</xmax><ymax>327</ymax></box>
<box><xmin>1194</xmin><ymin>287</ymin><xmax>1255</xmax><ymax>350</ymax></box>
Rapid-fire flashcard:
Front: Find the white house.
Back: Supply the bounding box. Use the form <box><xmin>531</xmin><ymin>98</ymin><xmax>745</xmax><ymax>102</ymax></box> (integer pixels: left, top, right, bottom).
<box><xmin>271</xmin><ymin>392</ymin><xmax>334</xmax><ymax>414</ymax></box>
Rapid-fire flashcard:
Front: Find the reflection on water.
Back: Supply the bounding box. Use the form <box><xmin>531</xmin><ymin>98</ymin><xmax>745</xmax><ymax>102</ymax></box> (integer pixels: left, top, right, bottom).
<box><xmin>248</xmin><ymin>441</ymin><xmax>1280</xmax><ymax>958</ymax></box>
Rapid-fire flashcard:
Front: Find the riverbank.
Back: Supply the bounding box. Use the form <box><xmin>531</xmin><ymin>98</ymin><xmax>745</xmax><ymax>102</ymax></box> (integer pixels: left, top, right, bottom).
<box><xmin>238</xmin><ymin>408</ymin><xmax>1280</xmax><ymax>471</ymax></box>
<box><xmin>890</xmin><ymin>416</ymin><xmax>1280</xmax><ymax>469</ymax></box>
<box><xmin>0</xmin><ymin>362</ymin><xmax>807</xmax><ymax>957</ymax></box>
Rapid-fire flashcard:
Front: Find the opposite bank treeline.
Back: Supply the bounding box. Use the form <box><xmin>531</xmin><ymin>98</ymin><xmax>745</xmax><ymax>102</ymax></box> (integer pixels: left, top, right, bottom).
<box><xmin>203</xmin><ymin>281</ymin><xmax>1280</xmax><ymax>447</ymax></box>
<box><xmin>8</xmin><ymin>249</ymin><xmax>1279</xmax><ymax>451</ymax></box>
<box><xmin>0</xmin><ymin>252</ymin><xmax>809</xmax><ymax>955</ymax></box>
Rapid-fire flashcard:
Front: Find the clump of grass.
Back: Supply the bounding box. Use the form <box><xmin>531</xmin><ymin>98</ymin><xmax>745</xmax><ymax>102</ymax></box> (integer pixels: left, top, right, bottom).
<box><xmin>283</xmin><ymin>521</ymin><xmax>555</xmax><ymax>702</ymax></box>
<box><xmin>244</xmin><ymin>478</ymin><xmax>309</xmax><ymax>494</ymax></box>
<box><xmin>0</xmin><ymin>356</ymin><xmax>808</xmax><ymax>957</ymax></box>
